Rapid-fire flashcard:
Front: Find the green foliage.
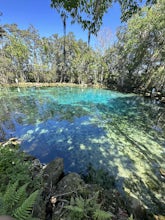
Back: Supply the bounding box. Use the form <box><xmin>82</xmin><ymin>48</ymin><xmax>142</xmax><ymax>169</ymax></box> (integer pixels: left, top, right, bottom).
<box><xmin>50</xmin><ymin>0</ymin><xmax>156</xmax><ymax>35</ymax></box>
<box><xmin>51</xmin><ymin>0</ymin><xmax>112</xmax><ymax>35</ymax></box>
<box><xmin>14</xmin><ymin>189</ymin><xmax>39</xmax><ymax>220</ymax></box>
<box><xmin>5</xmin><ymin>36</ymin><xmax>29</xmax><ymax>62</ymax></box>
<box><xmin>0</xmin><ymin>144</ymin><xmax>32</xmax><ymax>193</ymax></box>
<box><xmin>66</xmin><ymin>197</ymin><xmax>84</xmax><ymax>220</ymax></box>
<box><xmin>0</xmin><ymin>142</ymin><xmax>42</xmax><ymax>220</ymax></box>
<box><xmin>0</xmin><ymin>181</ymin><xmax>39</xmax><ymax>220</ymax></box>
<box><xmin>13</xmin><ymin>183</ymin><xmax>29</xmax><ymax>208</ymax></box>
<box><xmin>0</xmin><ymin>141</ymin><xmax>42</xmax><ymax>193</ymax></box>
<box><xmin>0</xmin><ymin>0</ymin><xmax>164</xmax><ymax>93</ymax></box>
<box><xmin>105</xmin><ymin>0</ymin><xmax>165</xmax><ymax>92</ymax></box>
<box><xmin>93</xmin><ymin>209</ymin><xmax>113</xmax><ymax>220</ymax></box>
<box><xmin>2</xmin><ymin>181</ymin><xmax>20</xmax><ymax>214</ymax></box>
<box><xmin>65</xmin><ymin>192</ymin><xmax>113</xmax><ymax>220</ymax></box>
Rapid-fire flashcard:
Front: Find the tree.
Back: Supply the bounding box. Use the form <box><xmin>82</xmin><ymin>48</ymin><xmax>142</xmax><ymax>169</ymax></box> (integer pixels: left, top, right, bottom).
<box><xmin>95</xmin><ymin>27</ymin><xmax>113</xmax><ymax>56</ymax></box>
<box><xmin>4</xmin><ymin>35</ymin><xmax>29</xmax><ymax>81</ymax></box>
<box><xmin>104</xmin><ymin>27</ymin><xmax>130</xmax><ymax>91</ymax></box>
<box><xmin>51</xmin><ymin>0</ymin><xmax>157</xmax><ymax>36</ymax></box>
<box><xmin>1</xmin><ymin>0</ymin><xmax>164</xmax><ymax>92</ymax></box>
<box><xmin>104</xmin><ymin>0</ymin><xmax>165</xmax><ymax>92</ymax></box>
<box><xmin>124</xmin><ymin>0</ymin><xmax>165</xmax><ymax>91</ymax></box>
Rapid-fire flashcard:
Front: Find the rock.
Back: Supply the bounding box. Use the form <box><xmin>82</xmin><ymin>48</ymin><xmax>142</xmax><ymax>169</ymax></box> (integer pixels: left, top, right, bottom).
<box><xmin>2</xmin><ymin>137</ymin><xmax>20</xmax><ymax>147</ymax></box>
<box><xmin>33</xmin><ymin>158</ymin><xmax>43</xmax><ymax>168</ymax></box>
<box><xmin>43</xmin><ymin>158</ymin><xmax>64</xmax><ymax>186</ymax></box>
<box><xmin>144</xmin><ymin>92</ymin><xmax>151</xmax><ymax>97</ymax></box>
<box><xmin>30</xmin><ymin>159</ymin><xmax>43</xmax><ymax>178</ymax></box>
<box><xmin>50</xmin><ymin>173</ymin><xmax>86</xmax><ymax>220</ymax></box>
<box><xmin>43</xmin><ymin>172</ymin><xmax>85</xmax><ymax>220</ymax></box>
<box><xmin>151</xmin><ymin>90</ymin><xmax>162</xmax><ymax>98</ymax></box>
<box><xmin>23</xmin><ymin>153</ymin><xmax>36</xmax><ymax>161</ymax></box>
<box><xmin>8</xmin><ymin>137</ymin><xmax>18</xmax><ymax>142</ymax></box>
<box><xmin>160</xmin><ymin>97</ymin><xmax>165</xmax><ymax>103</ymax></box>
<box><xmin>55</xmin><ymin>172</ymin><xmax>85</xmax><ymax>195</ymax></box>
<box><xmin>33</xmin><ymin>158</ymin><xmax>64</xmax><ymax>219</ymax></box>
<box><xmin>160</xmin><ymin>168</ymin><xmax>165</xmax><ymax>178</ymax></box>
<box><xmin>154</xmin><ymin>215</ymin><xmax>165</xmax><ymax>220</ymax></box>
<box><xmin>156</xmin><ymin>92</ymin><xmax>162</xmax><ymax>97</ymax></box>
<box><xmin>126</xmin><ymin>196</ymin><xmax>148</xmax><ymax>220</ymax></box>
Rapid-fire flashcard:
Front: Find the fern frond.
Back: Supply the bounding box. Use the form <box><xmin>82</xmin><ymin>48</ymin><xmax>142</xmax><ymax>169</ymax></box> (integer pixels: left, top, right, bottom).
<box><xmin>65</xmin><ymin>205</ymin><xmax>84</xmax><ymax>220</ymax></box>
<box><xmin>65</xmin><ymin>205</ymin><xmax>84</xmax><ymax>213</ymax></box>
<box><xmin>14</xmin><ymin>183</ymin><xmax>28</xmax><ymax>208</ymax></box>
<box><xmin>93</xmin><ymin>209</ymin><xmax>113</xmax><ymax>220</ymax></box>
<box><xmin>3</xmin><ymin>181</ymin><xmax>18</xmax><ymax>203</ymax></box>
<box><xmin>70</xmin><ymin>196</ymin><xmax>75</xmax><ymax>205</ymax></box>
<box><xmin>75</xmin><ymin>196</ymin><xmax>85</xmax><ymax>209</ymax></box>
<box><xmin>86</xmin><ymin>192</ymin><xmax>101</xmax><ymax>210</ymax></box>
<box><xmin>14</xmin><ymin>190</ymin><xmax>39</xmax><ymax>220</ymax></box>
<box><xmin>3</xmin><ymin>180</ymin><xmax>19</xmax><ymax>213</ymax></box>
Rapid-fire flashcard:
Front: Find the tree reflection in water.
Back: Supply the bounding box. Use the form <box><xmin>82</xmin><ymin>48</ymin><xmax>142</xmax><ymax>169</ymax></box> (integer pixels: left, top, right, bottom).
<box><xmin>0</xmin><ymin>86</ymin><xmax>165</xmax><ymax>214</ymax></box>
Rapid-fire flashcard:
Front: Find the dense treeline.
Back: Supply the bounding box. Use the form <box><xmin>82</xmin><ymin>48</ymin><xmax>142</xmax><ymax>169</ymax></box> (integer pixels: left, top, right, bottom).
<box><xmin>0</xmin><ymin>0</ymin><xmax>164</xmax><ymax>94</ymax></box>
<box><xmin>105</xmin><ymin>0</ymin><xmax>165</xmax><ymax>93</ymax></box>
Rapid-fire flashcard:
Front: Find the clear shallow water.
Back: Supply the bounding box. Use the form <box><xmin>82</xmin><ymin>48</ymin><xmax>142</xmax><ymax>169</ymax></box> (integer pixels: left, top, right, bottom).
<box><xmin>0</xmin><ymin>86</ymin><xmax>165</xmax><ymax>214</ymax></box>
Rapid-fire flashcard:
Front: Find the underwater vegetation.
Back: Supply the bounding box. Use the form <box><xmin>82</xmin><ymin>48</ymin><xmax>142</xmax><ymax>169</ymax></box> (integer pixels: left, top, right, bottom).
<box><xmin>0</xmin><ymin>86</ymin><xmax>165</xmax><ymax>214</ymax></box>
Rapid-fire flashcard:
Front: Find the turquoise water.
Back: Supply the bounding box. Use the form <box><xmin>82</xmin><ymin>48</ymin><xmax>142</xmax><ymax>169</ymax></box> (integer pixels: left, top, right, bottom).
<box><xmin>0</xmin><ymin>86</ymin><xmax>165</xmax><ymax>214</ymax></box>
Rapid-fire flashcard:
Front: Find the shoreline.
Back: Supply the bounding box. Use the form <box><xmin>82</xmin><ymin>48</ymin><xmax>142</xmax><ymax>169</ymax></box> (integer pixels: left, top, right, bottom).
<box><xmin>0</xmin><ymin>82</ymin><xmax>105</xmax><ymax>89</ymax></box>
<box><xmin>0</xmin><ymin>82</ymin><xmax>165</xmax><ymax>104</ymax></box>
<box><xmin>1</xmin><ymin>138</ymin><xmax>162</xmax><ymax>219</ymax></box>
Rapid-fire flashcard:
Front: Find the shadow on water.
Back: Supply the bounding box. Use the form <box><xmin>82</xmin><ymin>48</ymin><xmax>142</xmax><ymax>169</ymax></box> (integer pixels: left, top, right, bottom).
<box><xmin>94</xmin><ymin>96</ymin><xmax>165</xmax><ymax>215</ymax></box>
<box><xmin>0</xmin><ymin>87</ymin><xmax>165</xmax><ymax>215</ymax></box>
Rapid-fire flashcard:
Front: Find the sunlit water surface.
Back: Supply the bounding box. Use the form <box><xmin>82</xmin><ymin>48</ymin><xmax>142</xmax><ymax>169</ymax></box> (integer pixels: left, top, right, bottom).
<box><xmin>0</xmin><ymin>86</ymin><xmax>165</xmax><ymax>214</ymax></box>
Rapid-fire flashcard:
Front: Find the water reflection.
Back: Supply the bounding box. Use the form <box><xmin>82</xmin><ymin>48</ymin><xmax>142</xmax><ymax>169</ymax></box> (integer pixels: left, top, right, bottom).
<box><xmin>0</xmin><ymin>86</ymin><xmax>165</xmax><ymax>214</ymax></box>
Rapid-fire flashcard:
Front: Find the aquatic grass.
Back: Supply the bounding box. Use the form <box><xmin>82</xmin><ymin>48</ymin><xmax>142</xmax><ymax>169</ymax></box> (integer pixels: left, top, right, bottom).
<box><xmin>0</xmin><ymin>86</ymin><xmax>165</xmax><ymax>214</ymax></box>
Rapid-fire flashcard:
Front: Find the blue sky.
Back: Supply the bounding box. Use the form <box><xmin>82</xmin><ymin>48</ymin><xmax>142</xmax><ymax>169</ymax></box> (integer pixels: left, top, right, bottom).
<box><xmin>0</xmin><ymin>0</ymin><xmax>122</xmax><ymax>45</ymax></box>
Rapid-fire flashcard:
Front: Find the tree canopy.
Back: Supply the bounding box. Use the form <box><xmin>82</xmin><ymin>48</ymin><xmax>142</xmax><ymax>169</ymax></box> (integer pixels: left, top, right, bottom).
<box><xmin>0</xmin><ymin>0</ymin><xmax>164</xmax><ymax>95</ymax></box>
<box><xmin>51</xmin><ymin>0</ymin><xmax>157</xmax><ymax>35</ymax></box>
<box><xmin>104</xmin><ymin>0</ymin><xmax>165</xmax><ymax>91</ymax></box>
